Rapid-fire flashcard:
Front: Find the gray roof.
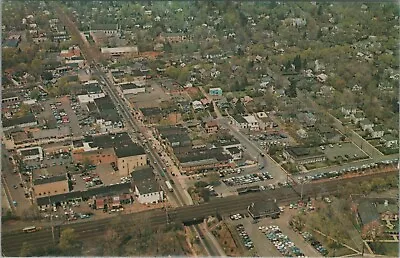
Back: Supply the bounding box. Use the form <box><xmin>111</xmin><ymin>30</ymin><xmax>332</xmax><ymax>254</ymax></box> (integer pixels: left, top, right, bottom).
<box><xmin>91</xmin><ymin>23</ymin><xmax>118</xmax><ymax>31</ymax></box>
<box><xmin>177</xmin><ymin>148</ymin><xmax>231</xmax><ymax>164</ymax></box>
<box><xmin>233</xmin><ymin>115</ymin><xmax>247</xmax><ymax>124</ymax></box>
<box><xmin>36</xmin><ymin>182</ymin><xmax>131</xmax><ymax>206</ymax></box>
<box><xmin>114</xmin><ymin>144</ymin><xmax>145</xmax><ymax>158</ymax></box>
<box><xmin>33</xmin><ymin>174</ymin><xmax>67</xmax><ymax>186</ymax></box>
<box><xmin>226</xmin><ymin>147</ymin><xmax>241</xmax><ymax>154</ymax></box>
<box><xmin>131</xmin><ymin>166</ymin><xmax>160</xmax><ymax>195</ymax></box>
<box><xmin>285</xmin><ymin>146</ymin><xmax>324</xmax><ymax>158</ymax></box>
<box><xmin>248</xmin><ymin>200</ymin><xmax>280</xmax><ymax>218</ymax></box>
<box><xmin>20</xmin><ymin>148</ymin><xmax>40</xmax><ymax>156</ymax></box>
<box><xmin>358</xmin><ymin>201</ymin><xmax>379</xmax><ymax>225</ymax></box>
<box><xmin>2</xmin><ymin>114</ymin><xmax>37</xmax><ymax>128</ymax></box>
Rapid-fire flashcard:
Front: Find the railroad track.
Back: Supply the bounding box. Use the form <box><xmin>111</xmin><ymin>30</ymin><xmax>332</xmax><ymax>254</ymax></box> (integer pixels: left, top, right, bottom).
<box><xmin>3</xmin><ymin>170</ymin><xmax>396</xmax><ymax>256</ymax></box>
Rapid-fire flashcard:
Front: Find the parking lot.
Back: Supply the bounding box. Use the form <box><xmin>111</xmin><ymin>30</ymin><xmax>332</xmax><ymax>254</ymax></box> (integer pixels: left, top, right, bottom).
<box><xmin>228</xmin><ymin>209</ymin><xmax>320</xmax><ymax>257</ymax></box>
<box><xmin>323</xmin><ymin>142</ymin><xmax>369</xmax><ymax>162</ymax></box>
<box><xmin>127</xmin><ymin>81</ymin><xmax>171</xmax><ymax>109</ymax></box>
<box><xmin>37</xmin><ymin>96</ymin><xmax>93</xmax><ymax>137</ymax></box>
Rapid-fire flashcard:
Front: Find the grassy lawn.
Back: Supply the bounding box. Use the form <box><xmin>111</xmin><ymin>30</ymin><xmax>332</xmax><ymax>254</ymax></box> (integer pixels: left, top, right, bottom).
<box><xmin>377</xmin><ymin>146</ymin><xmax>399</xmax><ymax>155</ymax></box>
<box><xmin>304</xmin><ymin>161</ymin><xmax>329</xmax><ymax>171</ymax></box>
<box><xmin>369</xmin><ymin>242</ymin><xmax>399</xmax><ymax>257</ymax></box>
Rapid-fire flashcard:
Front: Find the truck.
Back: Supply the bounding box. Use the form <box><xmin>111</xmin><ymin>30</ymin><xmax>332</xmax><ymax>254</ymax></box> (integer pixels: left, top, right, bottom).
<box><xmin>165</xmin><ymin>180</ymin><xmax>174</xmax><ymax>192</ymax></box>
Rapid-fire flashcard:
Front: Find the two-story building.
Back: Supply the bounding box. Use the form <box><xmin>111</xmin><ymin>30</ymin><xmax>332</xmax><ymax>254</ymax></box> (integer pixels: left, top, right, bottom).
<box><xmin>131</xmin><ymin>166</ymin><xmax>164</xmax><ymax>204</ymax></box>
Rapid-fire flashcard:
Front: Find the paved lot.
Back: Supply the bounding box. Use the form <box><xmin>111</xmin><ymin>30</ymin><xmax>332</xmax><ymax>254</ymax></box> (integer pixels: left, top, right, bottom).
<box><xmin>128</xmin><ymin>82</ymin><xmax>171</xmax><ymax>109</ymax></box>
<box><xmin>228</xmin><ymin>209</ymin><xmax>321</xmax><ymax>257</ymax></box>
<box><xmin>96</xmin><ymin>164</ymin><xmax>121</xmax><ymax>185</ymax></box>
<box><xmin>323</xmin><ymin>142</ymin><xmax>368</xmax><ymax>162</ymax></box>
<box><xmin>229</xmin><ymin>218</ymin><xmax>282</xmax><ymax>257</ymax></box>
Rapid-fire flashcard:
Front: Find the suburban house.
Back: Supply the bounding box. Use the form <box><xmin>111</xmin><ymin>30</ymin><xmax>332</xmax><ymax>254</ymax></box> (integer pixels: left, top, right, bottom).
<box><xmin>192</xmin><ymin>100</ymin><xmax>204</xmax><ymax>111</ymax></box>
<box><xmin>283</xmin><ymin>146</ymin><xmax>326</xmax><ymax>165</ymax></box>
<box><xmin>341</xmin><ymin>105</ymin><xmax>358</xmax><ymax>117</ymax></box>
<box><xmin>369</xmin><ymin>125</ymin><xmax>385</xmax><ymax>139</ymax></box>
<box><xmin>115</xmin><ymin>144</ymin><xmax>147</xmax><ymax>177</ymax></box>
<box><xmin>204</xmin><ymin>120</ymin><xmax>219</xmax><ymax>134</ymax></box>
<box><xmin>381</xmin><ymin>134</ymin><xmax>398</xmax><ymax>148</ymax></box>
<box><xmin>131</xmin><ymin>166</ymin><xmax>164</xmax><ymax>204</ymax></box>
<box><xmin>209</xmin><ymin>87</ymin><xmax>223</xmax><ymax>96</ymax></box>
<box><xmin>350</xmin><ymin>112</ymin><xmax>366</xmax><ymax>124</ymax></box>
<box><xmin>360</xmin><ymin>119</ymin><xmax>374</xmax><ymax>131</ymax></box>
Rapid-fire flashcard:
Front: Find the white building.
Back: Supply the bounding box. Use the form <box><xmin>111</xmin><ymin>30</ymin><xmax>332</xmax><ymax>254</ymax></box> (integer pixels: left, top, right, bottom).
<box><xmin>192</xmin><ymin>100</ymin><xmax>204</xmax><ymax>111</ymax></box>
<box><xmin>119</xmin><ymin>82</ymin><xmax>146</xmax><ymax>95</ymax></box>
<box><xmin>101</xmin><ymin>47</ymin><xmax>139</xmax><ymax>57</ymax></box>
<box><xmin>131</xmin><ymin>167</ymin><xmax>164</xmax><ymax>204</ymax></box>
<box><xmin>77</xmin><ymin>93</ymin><xmax>106</xmax><ymax>104</ymax></box>
<box><xmin>243</xmin><ymin>115</ymin><xmax>260</xmax><ymax>131</ymax></box>
<box><xmin>226</xmin><ymin>147</ymin><xmax>242</xmax><ymax>161</ymax></box>
<box><xmin>18</xmin><ymin>146</ymin><xmax>43</xmax><ymax>161</ymax></box>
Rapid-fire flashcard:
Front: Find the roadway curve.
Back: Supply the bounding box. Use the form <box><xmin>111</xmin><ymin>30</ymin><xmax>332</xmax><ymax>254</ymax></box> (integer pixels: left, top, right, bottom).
<box><xmin>2</xmin><ymin>169</ymin><xmax>396</xmax><ymax>256</ymax></box>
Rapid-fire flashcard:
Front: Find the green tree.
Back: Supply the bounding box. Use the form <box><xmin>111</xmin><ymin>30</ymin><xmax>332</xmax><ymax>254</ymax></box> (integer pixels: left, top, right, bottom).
<box><xmin>58</xmin><ymin>228</ymin><xmax>82</xmax><ymax>256</ymax></box>
<box><xmin>30</xmin><ymin>89</ymin><xmax>41</xmax><ymax>100</ymax></box>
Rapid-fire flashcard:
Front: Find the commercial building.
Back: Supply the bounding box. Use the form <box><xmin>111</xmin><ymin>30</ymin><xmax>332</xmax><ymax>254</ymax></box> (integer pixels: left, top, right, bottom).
<box><xmin>36</xmin><ymin>182</ymin><xmax>131</xmax><ymax>209</ymax></box>
<box><xmin>247</xmin><ymin>200</ymin><xmax>280</xmax><ymax>219</ymax></box>
<box><xmin>131</xmin><ymin>166</ymin><xmax>164</xmax><ymax>204</ymax></box>
<box><xmin>176</xmin><ymin>147</ymin><xmax>233</xmax><ymax>174</ymax></box>
<box><xmin>18</xmin><ymin>146</ymin><xmax>43</xmax><ymax>161</ymax></box>
<box><xmin>243</xmin><ymin>115</ymin><xmax>260</xmax><ymax>131</ymax></box>
<box><xmin>119</xmin><ymin>82</ymin><xmax>146</xmax><ymax>95</ymax></box>
<box><xmin>32</xmin><ymin>174</ymin><xmax>69</xmax><ymax>198</ymax></box>
<box><xmin>2</xmin><ymin>114</ymin><xmax>37</xmax><ymax>131</ymax></box>
<box><xmin>72</xmin><ymin>148</ymin><xmax>117</xmax><ymax>165</ymax></box>
<box><xmin>101</xmin><ymin>46</ymin><xmax>139</xmax><ymax>57</ymax></box>
<box><xmin>115</xmin><ymin>144</ymin><xmax>147</xmax><ymax>177</ymax></box>
<box><xmin>283</xmin><ymin>146</ymin><xmax>326</xmax><ymax>165</ymax></box>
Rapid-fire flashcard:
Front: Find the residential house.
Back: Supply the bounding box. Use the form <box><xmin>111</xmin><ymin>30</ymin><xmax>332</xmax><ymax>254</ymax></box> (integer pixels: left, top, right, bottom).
<box><xmin>369</xmin><ymin>125</ymin><xmax>385</xmax><ymax>139</ymax></box>
<box><xmin>350</xmin><ymin>111</ymin><xmax>366</xmax><ymax>125</ymax></box>
<box><xmin>283</xmin><ymin>146</ymin><xmax>326</xmax><ymax>165</ymax></box>
<box><xmin>360</xmin><ymin>119</ymin><xmax>374</xmax><ymax>131</ymax></box>
<box><xmin>131</xmin><ymin>166</ymin><xmax>164</xmax><ymax>204</ymax></box>
<box><xmin>316</xmin><ymin>73</ymin><xmax>328</xmax><ymax>83</ymax></box>
<box><xmin>209</xmin><ymin>87</ymin><xmax>223</xmax><ymax>96</ymax></box>
<box><xmin>204</xmin><ymin>120</ymin><xmax>219</xmax><ymax>134</ymax></box>
<box><xmin>381</xmin><ymin>134</ymin><xmax>398</xmax><ymax>148</ymax></box>
<box><xmin>341</xmin><ymin>105</ymin><xmax>357</xmax><ymax>116</ymax></box>
<box><xmin>192</xmin><ymin>100</ymin><xmax>204</xmax><ymax>111</ymax></box>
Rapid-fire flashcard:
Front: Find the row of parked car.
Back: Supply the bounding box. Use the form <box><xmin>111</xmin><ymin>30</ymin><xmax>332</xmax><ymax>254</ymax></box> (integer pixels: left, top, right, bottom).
<box><xmin>260</xmin><ymin>225</ymin><xmax>305</xmax><ymax>257</ymax></box>
<box><xmin>51</xmin><ymin>103</ymin><xmax>70</xmax><ymax>124</ymax></box>
<box><xmin>222</xmin><ymin>172</ymin><xmax>274</xmax><ymax>186</ymax></box>
<box><xmin>300</xmin><ymin>158</ymin><xmax>399</xmax><ymax>182</ymax></box>
<box><xmin>301</xmin><ymin>232</ymin><xmax>328</xmax><ymax>256</ymax></box>
<box><xmin>236</xmin><ymin>224</ymin><xmax>254</xmax><ymax>250</ymax></box>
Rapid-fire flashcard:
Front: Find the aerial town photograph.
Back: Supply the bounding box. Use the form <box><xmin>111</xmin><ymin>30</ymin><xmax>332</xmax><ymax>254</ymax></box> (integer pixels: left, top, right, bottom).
<box><xmin>0</xmin><ymin>0</ymin><xmax>399</xmax><ymax>257</ymax></box>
